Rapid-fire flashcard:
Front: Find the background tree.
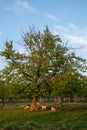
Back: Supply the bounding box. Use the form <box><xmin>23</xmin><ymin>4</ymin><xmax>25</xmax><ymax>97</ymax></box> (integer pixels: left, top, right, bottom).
<box><xmin>80</xmin><ymin>76</ymin><xmax>87</xmax><ymax>101</ymax></box>
<box><xmin>0</xmin><ymin>71</ymin><xmax>8</xmax><ymax>105</ymax></box>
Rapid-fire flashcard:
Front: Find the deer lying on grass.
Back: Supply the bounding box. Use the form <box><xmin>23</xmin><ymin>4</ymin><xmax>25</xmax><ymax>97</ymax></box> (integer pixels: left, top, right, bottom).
<box><xmin>42</xmin><ymin>104</ymin><xmax>48</xmax><ymax>110</ymax></box>
<box><xmin>51</xmin><ymin>106</ymin><xmax>57</xmax><ymax>112</ymax></box>
<box><xmin>24</xmin><ymin>104</ymin><xmax>31</xmax><ymax>110</ymax></box>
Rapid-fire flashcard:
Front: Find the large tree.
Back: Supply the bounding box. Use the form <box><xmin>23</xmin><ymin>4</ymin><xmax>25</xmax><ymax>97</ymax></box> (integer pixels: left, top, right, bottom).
<box><xmin>0</xmin><ymin>26</ymin><xmax>87</xmax><ymax>111</ymax></box>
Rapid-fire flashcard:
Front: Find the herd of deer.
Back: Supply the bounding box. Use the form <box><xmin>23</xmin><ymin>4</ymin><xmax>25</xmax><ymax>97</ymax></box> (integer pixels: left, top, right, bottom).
<box><xmin>41</xmin><ymin>104</ymin><xmax>57</xmax><ymax>112</ymax></box>
<box><xmin>21</xmin><ymin>103</ymin><xmax>58</xmax><ymax>112</ymax></box>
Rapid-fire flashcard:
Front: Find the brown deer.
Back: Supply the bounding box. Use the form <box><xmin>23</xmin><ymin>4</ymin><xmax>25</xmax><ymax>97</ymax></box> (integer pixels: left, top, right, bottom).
<box><xmin>51</xmin><ymin>106</ymin><xmax>57</xmax><ymax>112</ymax></box>
<box><xmin>42</xmin><ymin>104</ymin><xmax>48</xmax><ymax>110</ymax></box>
<box><xmin>24</xmin><ymin>104</ymin><xmax>31</xmax><ymax>110</ymax></box>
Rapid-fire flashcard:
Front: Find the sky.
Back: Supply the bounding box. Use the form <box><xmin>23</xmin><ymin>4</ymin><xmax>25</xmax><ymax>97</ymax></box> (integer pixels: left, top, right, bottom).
<box><xmin>0</xmin><ymin>0</ymin><xmax>87</xmax><ymax>70</ymax></box>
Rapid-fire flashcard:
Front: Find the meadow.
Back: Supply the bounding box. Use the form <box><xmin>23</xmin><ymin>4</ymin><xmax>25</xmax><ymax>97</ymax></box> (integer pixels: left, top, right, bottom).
<box><xmin>0</xmin><ymin>103</ymin><xmax>87</xmax><ymax>130</ymax></box>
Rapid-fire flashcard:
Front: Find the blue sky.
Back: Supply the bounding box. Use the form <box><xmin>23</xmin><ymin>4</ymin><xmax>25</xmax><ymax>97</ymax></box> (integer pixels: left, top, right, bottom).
<box><xmin>0</xmin><ymin>0</ymin><xmax>87</xmax><ymax>70</ymax></box>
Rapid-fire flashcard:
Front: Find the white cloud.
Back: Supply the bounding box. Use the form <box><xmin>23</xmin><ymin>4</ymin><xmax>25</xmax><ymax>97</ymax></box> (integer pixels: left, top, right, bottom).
<box><xmin>14</xmin><ymin>0</ymin><xmax>37</xmax><ymax>13</ymax></box>
<box><xmin>54</xmin><ymin>24</ymin><xmax>87</xmax><ymax>46</ymax></box>
<box><xmin>65</xmin><ymin>34</ymin><xmax>87</xmax><ymax>45</ymax></box>
<box><xmin>4</xmin><ymin>6</ymin><xmax>11</xmax><ymax>11</ymax></box>
<box><xmin>53</xmin><ymin>23</ymin><xmax>87</xmax><ymax>59</ymax></box>
<box><xmin>47</xmin><ymin>13</ymin><xmax>58</xmax><ymax>20</ymax></box>
<box><xmin>54</xmin><ymin>25</ymin><xmax>68</xmax><ymax>33</ymax></box>
<box><xmin>68</xmin><ymin>23</ymin><xmax>79</xmax><ymax>30</ymax></box>
<box><xmin>4</xmin><ymin>0</ymin><xmax>37</xmax><ymax>15</ymax></box>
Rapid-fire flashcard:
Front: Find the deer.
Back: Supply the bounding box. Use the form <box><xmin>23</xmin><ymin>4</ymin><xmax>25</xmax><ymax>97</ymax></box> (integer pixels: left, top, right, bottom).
<box><xmin>41</xmin><ymin>104</ymin><xmax>48</xmax><ymax>110</ymax></box>
<box><xmin>24</xmin><ymin>104</ymin><xmax>31</xmax><ymax>110</ymax></box>
<box><xmin>51</xmin><ymin>106</ymin><xmax>57</xmax><ymax>112</ymax></box>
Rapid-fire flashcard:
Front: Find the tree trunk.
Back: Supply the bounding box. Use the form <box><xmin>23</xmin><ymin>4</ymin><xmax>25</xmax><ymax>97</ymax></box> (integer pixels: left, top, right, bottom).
<box><xmin>70</xmin><ymin>96</ymin><xmax>74</xmax><ymax>102</ymax></box>
<box><xmin>1</xmin><ymin>98</ymin><xmax>5</xmax><ymax>106</ymax></box>
<box><xmin>30</xmin><ymin>96</ymin><xmax>37</xmax><ymax>111</ymax></box>
<box><xmin>55</xmin><ymin>96</ymin><xmax>63</xmax><ymax>105</ymax></box>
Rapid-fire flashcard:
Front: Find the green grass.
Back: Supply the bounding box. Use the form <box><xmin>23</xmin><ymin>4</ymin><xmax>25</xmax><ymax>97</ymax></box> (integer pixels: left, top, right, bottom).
<box><xmin>0</xmin><ymin>103</ymin><xmax>87</xmax><ymax>129</ymax></box>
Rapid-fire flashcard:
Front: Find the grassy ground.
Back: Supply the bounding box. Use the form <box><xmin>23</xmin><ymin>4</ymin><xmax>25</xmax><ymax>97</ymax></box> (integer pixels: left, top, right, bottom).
<box><xmin>0</xmin><ymin>103</ymin><xmax>87</xmax><ymax>129</ymax></box>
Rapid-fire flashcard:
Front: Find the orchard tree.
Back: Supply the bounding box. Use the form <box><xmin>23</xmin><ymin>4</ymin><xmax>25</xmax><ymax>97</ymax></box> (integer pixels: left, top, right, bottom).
<box><xmin>81</xmin><ymin>76</ymin><xmax>87</xmax><ymax>100</ymax></box>
<box><xmin>63</xmin><ymin>72</ymin><xmax>83</xmax><ymax>102</ymax></box>
<box><xmin>0</xmin><ymin>65</ymin><xmax>30</xmax><ymax>101</ymax></box>
<box><xmin>49</xmin><ymin>57</ymin><xmax>86</xmax><ymax>104</ymax></box>
<box><xmin>0</xmin><ymin>71</ymin><xmax>8</xmax><ymax>105</ymax></box>
<box><xmin>1</xmin><ymin>26</ymin><xmax>87</xmax><ymax>111</ymax></box>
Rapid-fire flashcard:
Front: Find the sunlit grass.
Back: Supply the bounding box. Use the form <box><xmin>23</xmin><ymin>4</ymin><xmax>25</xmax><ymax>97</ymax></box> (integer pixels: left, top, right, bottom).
<box><xmin>0</xmin><ymin>103</ymin><xmax>87</xmax><ymax>129</ymax></box>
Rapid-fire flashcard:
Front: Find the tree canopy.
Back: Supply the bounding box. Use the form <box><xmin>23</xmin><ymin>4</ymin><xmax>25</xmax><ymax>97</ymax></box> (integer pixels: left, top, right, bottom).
<box><xmin>0</xmin><ymin>26</ymin><xmax>87</xmax><ymax>110</ymax></box>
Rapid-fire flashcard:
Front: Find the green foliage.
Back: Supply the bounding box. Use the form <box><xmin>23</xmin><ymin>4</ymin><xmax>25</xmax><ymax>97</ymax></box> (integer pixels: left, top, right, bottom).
<box><xmin>80</xmin><ymin>76</ymin><xmax>87</xmax><ymax>97</ymax></box>
<box><xmin>0</xmin><ymin>26</ymin><xmax>87</xmax><ymax>100</ymax></box>
<box><xmin>0</xmin><ymin>74</ymin><xmax>7</xmax><ymax>104</ymax></box>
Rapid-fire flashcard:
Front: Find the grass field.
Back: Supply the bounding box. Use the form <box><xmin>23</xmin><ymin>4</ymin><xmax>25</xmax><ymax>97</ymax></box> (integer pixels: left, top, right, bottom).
<box><xmin>0</xmin><ymin>103</ymin><xmax>87</xmax><ymax>129</ymax></box>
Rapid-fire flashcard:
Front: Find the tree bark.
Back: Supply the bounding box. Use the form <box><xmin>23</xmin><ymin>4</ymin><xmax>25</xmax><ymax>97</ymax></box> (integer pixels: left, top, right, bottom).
<box><xmin>1</xmin><ymin>98</ymin><xmax>5</xmax><ymax>106</ymax></box>
<box><xmin>30</xmin><ymin>96</ymin><xmax>37</xmax><ymax>111</ymax></box>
